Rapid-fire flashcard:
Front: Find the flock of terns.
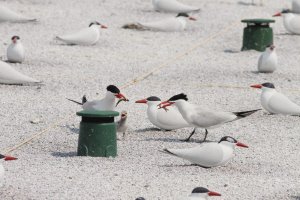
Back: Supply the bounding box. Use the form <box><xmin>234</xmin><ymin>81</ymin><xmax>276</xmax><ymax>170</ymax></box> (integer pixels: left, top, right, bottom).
<box><xmin>0</xmin><ymin>0</ymin><xmax>300</xmax><ymax>199</ymax></box>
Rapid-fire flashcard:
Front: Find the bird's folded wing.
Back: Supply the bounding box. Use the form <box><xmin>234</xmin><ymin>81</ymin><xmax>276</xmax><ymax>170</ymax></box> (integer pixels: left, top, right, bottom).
<box><xmin>268</xmin><ymin>92</ymin><xmax>300</xmax><ymax>114</ymax></box>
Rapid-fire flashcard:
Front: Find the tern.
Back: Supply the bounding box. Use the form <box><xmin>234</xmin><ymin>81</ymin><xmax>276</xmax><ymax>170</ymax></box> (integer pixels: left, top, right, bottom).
<box><xmin>273</xmin><ymin>9</ymin><xmax>300</xmax><ymax>34</ymax></box>
<box><xmin>0</xmin><ymin>6</ymin><xmax>36</xmax><ymax>23</ymax></box>
<box><xmin>0</xmin><ymin>60</ymin><xmax>40</xmax><ymax>84</ymax></box>
<box><xmin>159</xmin><ymin>93</ymin><xmax>260</xmax><ymax>142</ymax></box>
<box><xmin>56</xmin><ymin>21</ymin><xmax>107</xmax><ymax>45</ymax></box>
<box><xmin>162</xmin><ymin>136</ymin><xmax>248</xmax><ymax>168</ymax></box>
<box><xmin>7</xmin><ymin>36</ymin><xmax>25</xmax><ymax>63</ymax></box>
<box><xmin>251</xmin><ymin>82</ymin><xmax>300</xmax><ymax>115</ymax></box>
<box><xmin>152</xmin><ymin>0</ymin><xmax>200</xmax><ymax>13</ymax></box>
<box><xmin>117</xmin><ymin>111</ymin><xmax>128</xmax><ymax>139</ymax></box>
<box><xmin>0</xmin><ymin>154</ymin><xmax>17</xmax><ymax>187</ymax></box>
<box><xmin>188</xmin><ymin>187</ymin><xmax>221</xmax><ymax>200</ymax></box>
<box><xmin>123</xmin><ymin>13</ymin><xmax>196</xmax><ymax>32</ymax></box>
<box><xmin>67</xmin><ymin>85</ymin><xmax>129</xmax><ymax>111</ymax></box>
<box><xmin>257</xmin><ymin>44</ymin><xmax>277</xmax><ymax>73</ymax></box>
<box><xmin>135</xmin><ymin>96</ymin><xmax>192</xmax><ymax>130</ymax></box>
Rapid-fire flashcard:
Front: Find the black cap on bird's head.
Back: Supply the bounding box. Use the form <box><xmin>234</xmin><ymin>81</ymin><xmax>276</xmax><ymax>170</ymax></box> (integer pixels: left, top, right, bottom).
<box><xmin>11</xmin><ymin>35</ymin><xmax>20</xmax><ymax>43</ymax></box>
<box><xmin>266</xmin><ymin>44</ymin><xmax>275</xmax><ymax>50</ymax></box>
<box><xmin>107</xmin><ymin>85</ymin><xmax>120</xmax><ymax>94</ymax></box>
<box><xmin>191</xmin><ymin>187</ymin><xmax>221</xmax><ymax>196</ymax></box>
<box><xmin>168</xmin><ymin>93</ymin><xmax>188</xmax><ymax>102</ymax></box>
<box><xmin>135</xmin><ymin>197</ymin><xmax>145</xmax><ymax>200</ymax></box>
<box><xmin>147</xmin><ymin>96</ymin><xmax>161</xmax><ymax>101</ymax></box>
<box><xmin>219</xmin><ymin>136</ymin><xmax>248</xmax><ymax>148</ymax></box>
<box><xmin>176</xmin><ymin>13</ymin><xmax>197</xmax><ymax>21</ymax></box>
<box><xmin>89</xmin><ymin>21</ymin><xmax>107</xmax><ymax>29</ymax></box>
<box><xmin>251</xmin><ymin>82</ymin><xmax>275</xmax><ymax>89</ymax></box>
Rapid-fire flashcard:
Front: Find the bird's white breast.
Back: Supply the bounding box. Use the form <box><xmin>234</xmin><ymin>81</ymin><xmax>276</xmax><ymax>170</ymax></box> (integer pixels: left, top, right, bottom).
<box><xmin>7</xmin><ymin>42</ymin><xmax>25</xmax><ymax>63</ymax></box>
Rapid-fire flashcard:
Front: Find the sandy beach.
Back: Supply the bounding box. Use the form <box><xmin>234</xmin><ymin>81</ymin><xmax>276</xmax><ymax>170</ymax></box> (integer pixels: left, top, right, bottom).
<box><xmin>0</xmin><ymin>0</ymin><xmax>299</xmax><ymax>199</ymax></box>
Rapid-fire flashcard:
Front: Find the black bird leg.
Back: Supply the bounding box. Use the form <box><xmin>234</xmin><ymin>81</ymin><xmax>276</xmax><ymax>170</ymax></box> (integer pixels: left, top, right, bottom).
<box><xmin>201</xmin><ymin>129</ymin><xmax>208</xmax><ymax>142</ymax></box>
<box><xmin>182</xmin><ymin>128</ymin><xmax>196</xmax><ymax>142</ymax></box>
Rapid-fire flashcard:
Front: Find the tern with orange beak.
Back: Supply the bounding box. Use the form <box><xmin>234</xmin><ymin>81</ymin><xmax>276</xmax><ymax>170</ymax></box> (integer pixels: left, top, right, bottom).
<box><xmin>0</xmin><ymin>154</ymin><xmax>17</xmax><ymax>187</ymax></box>
<box><xmin>257</xmin><ymin>44</ymin><xmax>277</xmax><ymax>73</ymax></box>
<box><xmin>123</xmin><ymin>13</ymin><xmax>196</xmax><ymax>32</ymax></box>
<box><xmin>159</xmin><ymin>93</ymin><xmax>260</xmax><ymax>142</ymax></box>
<box><xmin>162</xmin><ymin>136</ymin><xmax>248</xmax><ymax>168</ymax></box>
<box><xmin>251</xmin><ymin>82</ymin><xmax>300</xmax><ymax>115</ymax></box>
<box><xmin>135</xmin><ymin>96</ymin><xmax>192</xmax><ymax>130</ymax></box>
<box><xmin>273</xmin><ymin>9</ymin><xmax>300</xmax><ymax>34</ymax></box>
<box><xmin>67</xmin><ymin>85</ymin><xmax>128</xmax><ymax>111</ymax></box>
<box><xmin>56</xmin><ymin>21</ymin><xmax>107</xmax><ymax>45</ymax></box>
<box><xmin>7</xmin><ymin>35</ymin><xmax>25</xmax><ymax>63</ymax></box>
<box><xmin>188</xmin><ymin>187</ymin><xmax>221</xmax><ymax>200</ymax></box>
<box><xmin>152</xmin><ymin>0</ymin><xmax>200</xmax><ymax>13</ymax></box>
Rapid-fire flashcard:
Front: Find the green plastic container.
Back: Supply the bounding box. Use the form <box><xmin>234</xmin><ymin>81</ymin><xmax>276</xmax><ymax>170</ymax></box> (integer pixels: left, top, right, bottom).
<box><xmin>241</xmin><ymin>19</ymin><xmax>275</xmax><ymax>52</ymax></box>
<box><xmin>76</xmin><ymin>110</ymin><xmax>119</xmax><ymax>157</ymax></box>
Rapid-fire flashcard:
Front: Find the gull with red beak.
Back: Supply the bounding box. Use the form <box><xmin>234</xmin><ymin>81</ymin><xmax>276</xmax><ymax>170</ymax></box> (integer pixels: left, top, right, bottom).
<box><xmin>159</xmin><ymin>93</ymin><xmax>260</xmax><ymax>142</ymax></box>
<box><xmin>273</xmin><ymin>9</ymin><xmax>300</xmax><ymax>34</ymax></box>
<box><xmin>0</xmin><ymin>154</ymin><xmax>17</xmax><ymax>187</ymax></box>
<box><xmin>56</xmin><ymin>21</ymin><xmax>107</xmax><ymax>45</ymax></box>
<box><xmin>123</xmin><ymin>13</ymin><xmax>196</xmax><ymax>32</ymax></box>
<box><xmin>162</xmin><ymin>136</ymin><xmax>248</xmax><ymax>168</ymax></box>
<box><xmin>257</xmin><ymin>44</ymin><xmax>277</xmax><ymax>73</ymax></box>
<box><xmin>152</xmin><ymin>0</ymin><xmax>200</xmax><ymax>13</ymax></box>
<box><xmin>135</xmin><ymin>96</ymin><xmax>192</xmax><ymax>130</ymax></box>
<box><xmin>251</xmin><ymin>82</ymin><xmax>300</xmax><ymax>115</ymax></box>
<box><xmin>7</xmin><ymin>35</ymin><xmax>25</xmax><ymax>63</ymax></box>
<box><xmin>67</xmin><ymin>85</ymin><xmax>129</xmax><ymax>111</ymax></box>
<box><xmin>188</xmin><ymin>187</ymin><xmax>221</xmax><ymax>200</ymax></box>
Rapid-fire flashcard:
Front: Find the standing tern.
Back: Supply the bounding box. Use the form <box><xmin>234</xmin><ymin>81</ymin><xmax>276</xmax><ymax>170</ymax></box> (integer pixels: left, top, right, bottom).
<box><xmin>0</xmin><ymin>6</ymin><xmax>36</xmax><ymax>23</ymax></box>
<box><xmin>56</xmin><ymin>21</ymin><xmax>107</xmax><ymax>45</ymax></box>
<box><xmin>152</xmin><ymin>0</ymin><xmax>200</xmax><ymax>13</ymax></box>
<box><xmin>7</xmin><ymin>36</ymin><xmax>25</xmax><ymax>63</ymax></box>
<box><xmin>251</xmin><ymin>82</ymin><xmax>300</xmax><ymax>115</ymax></box>
<box><xmin>159</xmin><ymin>93</ymin><xmax>260</xmax><ymax>142</ymax></box>
<box><xmin>257</xmin><ymin>44</ymin><xmax>277</xmax><ymax>73</ymax></box>
<box><xmin>162</xmin><ymin>136</ymin><xmax>248</xmax><ymax>168</ymax></box>
<box><xmin>0</xmin><ymin>60</ymin><xmax>40</xmax><ymax>84</ymax></box>
<box><xmin>135</xmin><ymin>96</ymin><xmax>192</xmax><ymax>130</ymax></box>
<box><xmin>123</xmin><ymin>13</ymin><xmax>196</xmax><ymax>32</ymax></box>
<box><xmin>67</xmin><ymin>85</ymin><xmax>129</xmax><ymax>111</ymax></box>
<box><xmin>188</xmin><ymin>187</ymin><xmax>221</xmax><ymax>200</ymax></box>
<box><xmin>0</xmin><ymin>154</ymin><xmax>17</xmax><ymax>187</ymax></box>
<box><xmin>273</xmin><ymin>9</ymin><xmax>300</xmax><ymax>34</ymax></box>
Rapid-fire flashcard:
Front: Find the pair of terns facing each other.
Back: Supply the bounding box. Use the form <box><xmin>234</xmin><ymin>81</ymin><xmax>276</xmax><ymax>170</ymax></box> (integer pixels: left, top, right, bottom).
<box><xmin>123</xmin><ymin>13</ymin><xmax>196</xmax><ymax>32</ymax></box>
<box><xmin>153</xmin><ymin>93</ymin><xmax>260</xmax><ymax>142</ymax></box>
<box><xmin>56</xmin><ymin>21</ymin><xmax>107</xmax><ymax>45</ymax></box>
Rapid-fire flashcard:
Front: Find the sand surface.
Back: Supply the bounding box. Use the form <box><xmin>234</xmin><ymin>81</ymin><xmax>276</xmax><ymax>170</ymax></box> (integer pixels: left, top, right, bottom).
<box><xmin>0</xmin><ymin>0</ymin><xmax>300</xmax><ymax>199</ymax></box>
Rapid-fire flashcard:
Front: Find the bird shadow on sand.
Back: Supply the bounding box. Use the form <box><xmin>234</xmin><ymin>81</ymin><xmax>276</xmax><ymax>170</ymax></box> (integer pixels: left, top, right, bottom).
<box><xmin>135</xmin><ymin>127</ymin><xmax>162</xmax><ymax>133</ymax></box>
<box><xmin>237</xmin><ymin>1</ymin><xmax>259</xmax><ymax>6</ymax></box>
<box><xmin>51</xmin><ymin>151</ymin><xmax>77</xmax><ymax>157</ymax></box>
<box><xmin>145</xmin><ymin>137</ymin><xmax>213</xmax><ymax>143</ymax></box>
<box><xmin>291</xmin><ymin>196</ymin><xmax>300</xmax><ymax>200</ymax></box>
<box><xmin>65</xmin><ymin>125</ymin><xmax>79</xmax><ymax>134</ymax></box>
<box><xmin>275</xmin><ymin>33</ymin><xmax>299</xmax><ymax>36</ymax></box>
<box><xmin>159</xmin><ymin>163</ymin><xmax>210</xmax><ymax>168</ymax></box>
<box><xmin>224</xmin><ymin>49</ymin><xmax>240</xmax><ymax>53</ymax></box>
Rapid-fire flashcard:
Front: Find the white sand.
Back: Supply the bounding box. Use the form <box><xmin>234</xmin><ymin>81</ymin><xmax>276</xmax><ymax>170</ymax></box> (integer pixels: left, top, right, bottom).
<box><xmin>0</xmin><ymin>0</ymin><xmax>299</xmax><ymax>199</ymax></box>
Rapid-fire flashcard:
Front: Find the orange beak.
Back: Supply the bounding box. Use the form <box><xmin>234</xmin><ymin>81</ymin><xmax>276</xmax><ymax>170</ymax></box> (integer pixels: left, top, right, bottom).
<box><xmin>4</xmin><ymin>155</ymin><xmax>18</xmax><ymax>161</ymax></box>
<box><xmin>273</xmin><ymin>12</ymin><xmax>282</xmax><ymax>17</ymax></box>
<box><xmin>115</xmin><ymin>93</ymin><xmax>128</xmax><ymax>101</ymax></box>
<box><xmin>208</xmin><ymin>191</ymin><xmax>221</xmax><ymax>196</ymax></box>
<box><xmin>101</xmin><ymin>25</ymin><xmax>108</xmax><ymax>29</ymax></box>
<box><xmin>250</xmin><ymin>84</ymin><xmax>262</xmax><ymax>89</ymax></box>
<box><xmin>236</xmin><ymin>142</ymin><xmax>249</xmax><ymax>148</ymax></box>
<box><xmin>189</xmin><ymin>17</ymin><xmax>197</xmax><ymax>21</ymax></box>
<box><xmin>135</xmin><ymin>99</ymin><xmax>147</xmax><ymax>104</ymax></box>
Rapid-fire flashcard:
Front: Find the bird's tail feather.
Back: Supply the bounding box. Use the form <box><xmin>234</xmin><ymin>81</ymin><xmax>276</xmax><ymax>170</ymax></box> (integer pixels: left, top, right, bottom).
<box><xmin>160</xmin><ymin>148</ymin><xmax>178</xmax><ymax>156</ymax></box>
<box><xmin>66</xmin><ymin>98</ymin><xmax>83</xmax><ymax>105</ymax></box>
<box><xmin>234</xmin><ymin>109</ymin><xmax>261</xmax><ymax>118</ymax></box>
